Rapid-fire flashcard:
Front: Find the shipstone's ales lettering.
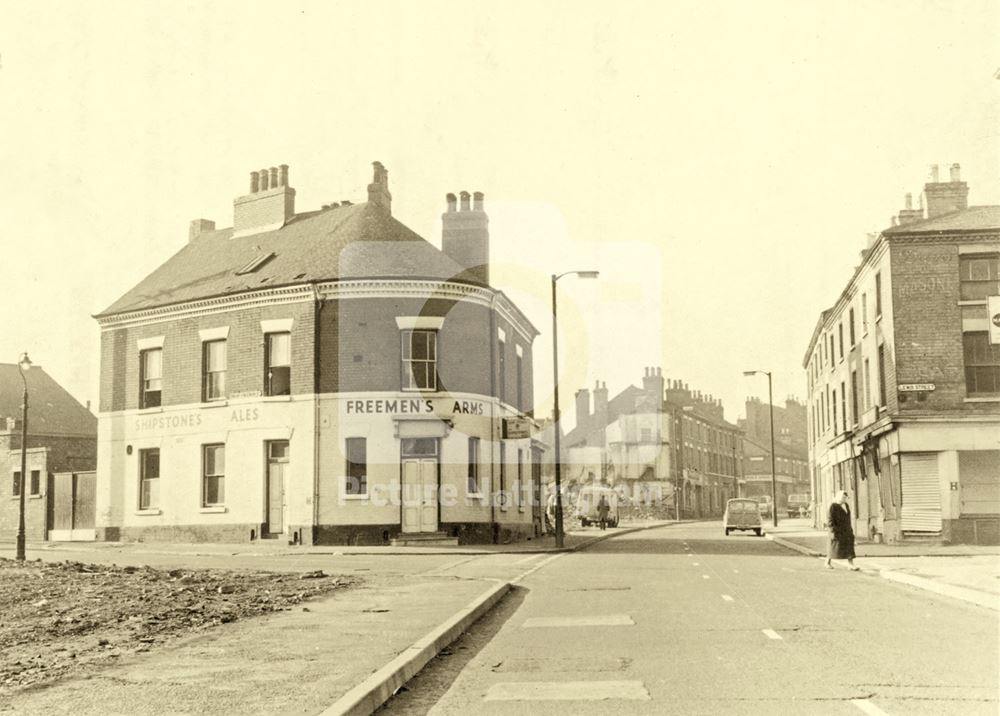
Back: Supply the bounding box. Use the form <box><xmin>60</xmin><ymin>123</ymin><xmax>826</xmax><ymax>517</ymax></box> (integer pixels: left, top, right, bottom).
<box><xmin>231</xmin><ymin>407</ymin><xmax>260</xmax><ymax>422</ymax></box>
<box><xmin>134</xmin><ymin>413</ymin><xmax>203</xmax><ymax>431</ymax></box>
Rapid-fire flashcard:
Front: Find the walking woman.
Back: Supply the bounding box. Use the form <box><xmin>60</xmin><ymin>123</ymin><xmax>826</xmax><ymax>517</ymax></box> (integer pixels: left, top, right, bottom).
<box><xmin>824</xmin><ymin>490</ymin><xmax>859</xmax><ymax>570</ymax></box>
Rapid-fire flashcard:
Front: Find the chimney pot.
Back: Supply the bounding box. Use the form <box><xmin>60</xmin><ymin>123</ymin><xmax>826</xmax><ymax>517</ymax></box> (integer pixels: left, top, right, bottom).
<box><xmin>259</xmin><ymin>168</ymin><xmax>270</xmax><ymax>191</ymax></box>
<box><xmin>279</xmin><ymin>164</ymin><xmax>289</xmax><ymax>187</ymax></box>
<box><xmin>250</xmin><ymin>171</ymin><xmax>260</xmax><ymax>193</ymax></box>
<box><xmin>950</xmin><ymin>163</ymin><xmax>961</xmax><ymax>182</ymax></box>
<box><xmin>904</xmin><ymin>193</ymin><xmax>912</xmax><ymax>209</ymax></box>
<box><xmin>366</xmin><ymin>161</ymin><xmax>392</xmax><ymax>213</ymax></box>
<box><xmin>459</xmin><ymin>191</ymin><xmax>471</xmax><ymax>211</ymax></box>
<box><xmin>269</xmin><ymin>167</ymin><xmax>278</xmax><ymax>188</ymax></box>
<box><xmin>929</xmin><ymin>164</ymin><xmax>939</xmax><ymax>183</ymax></box>
<box><xmin>446</xmin><ymin>193</ymin><xmax>457</xmax><ymax>212</ymax></box>
<box><xmin>473</xmin><ymin>191</ymin><xmax>484</xmax><ymax>211</ymax></box>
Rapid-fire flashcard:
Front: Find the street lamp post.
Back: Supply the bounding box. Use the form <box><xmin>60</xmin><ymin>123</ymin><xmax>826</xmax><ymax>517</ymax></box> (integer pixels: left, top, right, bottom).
<box><xmin>743</xmin><ymin>369</ymin><xmax>778</xmax><ymax>528</ymax></box>
<box><xmin>551</xmin><ymin>270</ymin><xmax>599</xmax><ymax>548</ymax></box>
<box><xmin>15</xmin><ymin>352</ymin><xmax>32</xmax><ymax>561</ymax></box>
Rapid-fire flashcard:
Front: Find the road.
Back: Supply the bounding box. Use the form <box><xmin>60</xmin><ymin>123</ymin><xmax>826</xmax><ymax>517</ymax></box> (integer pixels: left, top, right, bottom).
<box><xmin>395</xmin><ymin>521</ymin><xmax>999</xmax><ymax>716</ymax></box>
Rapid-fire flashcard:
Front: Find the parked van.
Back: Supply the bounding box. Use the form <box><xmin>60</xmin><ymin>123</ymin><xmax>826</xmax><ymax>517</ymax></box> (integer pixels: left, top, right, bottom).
<box><xmin>724</xmin><ymin>498</ymin><xmax>763</xmax><ymax>536</ymax></box>
<box><xmin>575</xmin><ymin>486</ymin><xmax>619</xmax><ymax>527</ymax></box>
<box><xmin>786</xmin><ymin>494</ymin><xmax>811</xmax><ymax>518</ymax></box>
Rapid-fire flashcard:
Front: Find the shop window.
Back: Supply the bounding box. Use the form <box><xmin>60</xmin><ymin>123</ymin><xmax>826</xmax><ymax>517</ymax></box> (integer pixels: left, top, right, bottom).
<box><xmin>140</xmin><ymin>348</ymin><xmax>162</xmax><ymax>408</ymax></box>
<box><xmin>467</xmin><ymin>438</ymin><xmax>480</xmax><ymax>494</ymax></box>
<box><xmin>265</xmin><ymin>332</ymin><xmax>291</xmax><ymax>396</ymax></box>
<box><xmin>202</xmin><ymin>444</ymin><xmax>225</xmax><ymax>507</ymax></box>
<box><xmin>345</xmin><ymin>438</ymin><xmax>367</xmax><ymax>496</ymax></box>
<box><xmin>959</xmin><ymin>254</ymin><xmax>999</xmax><ymax>300</ymax></box>
<box><xmin>963</xmin><ymin>332</ymin><xmax>1000</xmax><ymax>395</ymax></box>
<box><xmin>202</xmin><ymin>340</ymin><xmax>227</xmax><ymax>402</ymax></box>
<box><xmin>401</xmin><ymin>329</ymin><xmax>437</xmax><ymax>391</ymax></box>
<box><xmin>139</xmin><ymin>448</ymin><xmax>160</xmax><ymax>510</ymax></box>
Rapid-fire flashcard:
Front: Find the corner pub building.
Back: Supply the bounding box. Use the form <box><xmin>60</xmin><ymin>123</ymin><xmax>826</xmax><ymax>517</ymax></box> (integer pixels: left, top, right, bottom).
<box><xmin>94</xmin><ymin>162</ymin><xmax>541</xmax><ymax>545</ymax></box>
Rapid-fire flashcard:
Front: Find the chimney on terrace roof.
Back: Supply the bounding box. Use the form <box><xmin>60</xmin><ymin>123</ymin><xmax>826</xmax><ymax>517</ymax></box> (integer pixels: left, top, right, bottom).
<box><xmin>923</xmin><ymin>162</ymin><xmax>968</xmax><ymax>219</ymax></box>
<box><xmin>233</xmin><ymin>164</ymin><xmax>295</xmax><ymax>238</ymax></box>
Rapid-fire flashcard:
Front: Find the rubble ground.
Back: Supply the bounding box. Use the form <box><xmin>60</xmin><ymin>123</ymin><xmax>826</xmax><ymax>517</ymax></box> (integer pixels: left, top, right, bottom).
<box><xmin>0</xmin><ymin>557</ymin><xmax>358</xmax><ymax>694</ymax></box>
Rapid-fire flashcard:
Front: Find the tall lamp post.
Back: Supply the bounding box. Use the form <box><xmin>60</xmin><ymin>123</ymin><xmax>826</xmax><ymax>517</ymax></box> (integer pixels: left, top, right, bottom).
<box><xmin>551</xmin><ymin>270</ymin><xmax>599</xmax><ymax>548</ymax></box>
<box><xmin>15</xmin><ymin>352</ymin><xmax>32</xmax><ymax>561</ymax></box>
<box><xmin>743</xmin><ymin>369</ymin><xmax>778</xmax><ymax>528</ymax></box>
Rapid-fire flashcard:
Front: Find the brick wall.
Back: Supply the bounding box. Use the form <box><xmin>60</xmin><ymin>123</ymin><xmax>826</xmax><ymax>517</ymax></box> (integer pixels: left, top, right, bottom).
<box><xmin>320</xmin><ymin>295</ymin><xmax>534</xmax><ymax>411</ymax></box>
<box><xmin>99</xmin><ymin>301</ymin><xmax>316</xmax><ymax>412</ymax></box>
<box><xmin>890</xmin><ymin>241</ymin><xmax>984</xmax><ymax>413</ymax></box>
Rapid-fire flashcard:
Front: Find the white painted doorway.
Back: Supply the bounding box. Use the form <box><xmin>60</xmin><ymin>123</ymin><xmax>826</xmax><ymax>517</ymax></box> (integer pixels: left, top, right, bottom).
<box><xmin>401</xmin><ymin>438</ymin><xmax>438</xmax><ymax>533</ymax></box>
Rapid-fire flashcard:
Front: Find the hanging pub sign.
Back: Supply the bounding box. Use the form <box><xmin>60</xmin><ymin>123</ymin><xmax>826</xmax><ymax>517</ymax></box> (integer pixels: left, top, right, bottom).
<box><xmin>502</xmin><ymin>417</ymin><xmax>533</xmax><ymax>439</ymax></box>
<box><xmin>989</xmin><ymin>295</ymin><xmax>1000</xmax><ymax>345</ymax></box>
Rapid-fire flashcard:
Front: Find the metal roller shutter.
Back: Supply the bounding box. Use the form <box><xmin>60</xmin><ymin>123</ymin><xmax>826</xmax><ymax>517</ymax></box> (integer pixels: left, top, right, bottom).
<box><xmin>900</xmin><ymin>453</ymin><xmax>942</xmax><ymax>533</ymax></box>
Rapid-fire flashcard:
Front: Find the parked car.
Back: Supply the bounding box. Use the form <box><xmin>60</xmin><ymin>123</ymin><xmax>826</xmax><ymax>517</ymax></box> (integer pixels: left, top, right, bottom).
<box><xmin>724</xmin><ymin>498</ymin><xmax>763</xmax><ymax>536</ymax></box>
<box><xmin>575</xmin><ymin>485</ymin><xmax>619</xmax><ymax>527</ymax></box>
<box><xmin>786</xmin><ymin>494</ymin><xmax>811</xmax><ymax>518</ymax></box>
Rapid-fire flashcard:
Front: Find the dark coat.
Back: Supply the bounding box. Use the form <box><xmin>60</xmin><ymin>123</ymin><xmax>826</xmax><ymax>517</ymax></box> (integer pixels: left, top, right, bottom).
<box><xmin>827</xmin><ymin>502</ymin><xmax>856</xmax><ymax>560</ymax></box>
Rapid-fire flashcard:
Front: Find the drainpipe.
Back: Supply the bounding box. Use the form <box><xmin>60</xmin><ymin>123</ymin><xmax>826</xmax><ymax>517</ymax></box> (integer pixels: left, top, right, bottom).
<box><xmin>489</xmin><ymin>291</ymin><xmax>499</xmax><ymax>543</ymax></box>
<box><xmin>311</xmin><ymin>283</ymin><xmax>323</xmax><ymax>545</ymax></box>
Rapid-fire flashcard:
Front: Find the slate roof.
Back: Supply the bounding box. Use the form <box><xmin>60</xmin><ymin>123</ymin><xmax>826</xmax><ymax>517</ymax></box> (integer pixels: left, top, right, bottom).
<box><xmin>884</xmin><ymin>205</ymin><xmax>1000</xmax><ymax>235</ymax></box>
<box><xmin>0</xmin><ymin>364</ymin><xmax>96</xmax><ymax>437</ymax></box>
<box><xmin>98</xmin><ymin>203</ymin><xmax>480</xmax><ymax>317</ymax></box>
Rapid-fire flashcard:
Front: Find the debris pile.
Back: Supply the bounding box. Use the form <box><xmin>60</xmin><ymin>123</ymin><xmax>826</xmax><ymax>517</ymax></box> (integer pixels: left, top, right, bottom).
<box><xmin>0</xmin><ymin>558</ymin><xmax>356</xmax><ymax>693</ymax></box>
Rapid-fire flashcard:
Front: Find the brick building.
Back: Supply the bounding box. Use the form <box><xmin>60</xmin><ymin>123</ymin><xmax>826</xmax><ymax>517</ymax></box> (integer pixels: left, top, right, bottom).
<box><xmin>564</xmin><ymin>368</ymin><xmax>742</xmax><ymax>518</ymax></box>
<box><xmin>803</xmin><ymin>164</ymin><xmax>1000</xmax><ymax>545</ymax></box>
<box><xmin>94</xmin><ymin>162</ymin><xmax>540</xmax><ymax>545</ymax></box>
<box><xmin>738</xmin><ymin>397</ymin><xmax>810</xmax><ymax>511</ymax></box>
<box><xmin>1</xmin><ymin>364</ymin><xmax>97</xmax><ymax>542</ymax></box>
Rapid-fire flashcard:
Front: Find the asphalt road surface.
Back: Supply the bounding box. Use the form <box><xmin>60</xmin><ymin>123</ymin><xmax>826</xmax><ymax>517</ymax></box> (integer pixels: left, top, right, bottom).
<box><xmin>396</xmin><ymin>521</ymin><xmax>998</xmax><ymax>715</ymax></box>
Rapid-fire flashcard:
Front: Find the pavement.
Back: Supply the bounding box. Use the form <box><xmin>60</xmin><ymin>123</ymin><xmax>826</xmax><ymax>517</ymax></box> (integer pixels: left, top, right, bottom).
<box><xmin>763</xmin><ymin>519</ymin><xmax>1000</xmax><ymax>611</ymax></box>
<box><xmin>0</xmin><ymin>523</ymin><xmax>661</xmax><ymax>715</ymax></box>
<box><xmin>3</xmin><ymin>519</ymin><xmax>997</xmax><ymax>715</ymax></box>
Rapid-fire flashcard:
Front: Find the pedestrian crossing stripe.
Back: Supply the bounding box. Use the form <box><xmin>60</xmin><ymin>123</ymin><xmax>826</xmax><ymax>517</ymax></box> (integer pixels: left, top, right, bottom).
<box><xmin>521</xmin><ymin>615</ymin><xmax>634</xmax><ymax>628</ymax></box>
<box><xmin>485</xmin><ymin>680</ymin><xmax>650</xmax><ymax>701</ymax></box>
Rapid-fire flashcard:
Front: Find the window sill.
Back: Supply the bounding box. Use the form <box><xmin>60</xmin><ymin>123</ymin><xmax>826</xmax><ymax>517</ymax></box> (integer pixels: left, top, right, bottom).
<box><xmin>964</xmin><ymin>396</ymin><xmax>1000</xmax><ymax>403</ymax></box>
<box><xmin>29</xmin><ymin>494</ymin><xmax>43</xmax><ymax>500</ymax></box>
<box><xmin>199</xmin><ymin>506</ymin><xmax>227</xmax><ymax>513</ymax></box>
<box><xmin>261</xmin><ymin>395</ymin><xmax>293</xmax><ymax>402</ymax></box>
<box><xmin>201</xmin><ymin>400</ymin><xmax>229</xmax><ymax>408</ymax></box>
<box><xmin>957</xmin><ymin>300</ymin><xmax>987</xmax><ymax>306</ymax></box>
<box><xmin>341</xmin><ymin>493</ymin><xmax>369</xmax><ymax>501</ymax></box>
<box><xmin>467</xmin><ymin>492</ymin><xmax>485</xmax><ymax>499</ymax></box>
<box><xmin>135</xmin><ymin>509</ymin><xmax>162</xmax><ymax>516</ymax></box>
<box><xmin>136</xmin><ymin>407</ymin><xmax>164</xmax><ymax>414</ymax></box>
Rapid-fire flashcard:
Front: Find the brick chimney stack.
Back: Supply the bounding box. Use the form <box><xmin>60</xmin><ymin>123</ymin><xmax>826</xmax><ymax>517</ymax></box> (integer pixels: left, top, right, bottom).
<box><xmin>367</xmin><ymin>161</ymin><xmax>392</xmax><ymax>213</ymax></box>
<box><xmin>923</xmin><ymin>163</ymin><xmax>968</xmax><ymax>219</ymax></box>
<box><xmin>593</xmin><ymin>381</ymin><xmax>608</xmax><ymax>429</ymax></box>
<box><xmin>233</xmin><ymin>164</ymin><xmax>295</xmax><ymax>238</ymax></box>
<box><xmin>896</xmin><ymin>192</ymin><xmax>923</xmax><ymax>226</ymax></box>
<box><xmin>189</xmin><ymin>218</ymin><xmax>216</xmax><ymax>243</ymax></box>
<box><xmin>441</xmin><ymin>189</ymin><xmax>490</xmax><ymax>285</ymax></box>
<box><xmin>575</xmin><ymin>387</ymin><xmax>591</xmax><ymax>433</ymax></box>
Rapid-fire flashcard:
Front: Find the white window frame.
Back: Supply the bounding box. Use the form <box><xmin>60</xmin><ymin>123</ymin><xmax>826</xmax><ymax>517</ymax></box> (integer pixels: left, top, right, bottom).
<box><xmin>202</xmin><ymin>444</ymin><xmax>225</xmax><ymax>507</ymax></box>
<box><xmin>401</xmin><ymin>329</ymin><xmax>437</xmax><ymax>392</ymax></box>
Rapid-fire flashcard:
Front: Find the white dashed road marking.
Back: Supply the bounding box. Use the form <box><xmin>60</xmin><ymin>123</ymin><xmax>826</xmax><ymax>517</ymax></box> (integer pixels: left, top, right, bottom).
<box><xmin>850</xmin><ymin>699</ymin><xmax>892</xmax><ymax>715</ymax></box>
<box><xmin>721</xmin><ymin>595</ymin><xmax>734</xmax><ymax>602</ymax></box>
<box><xmin>522</xmin><ymin>615</ymin><xmax>634</xmax><ymax>628</ymax></box>
<box><xmin>485</xmin><ymin>681</ymin><xmax>650</xmax><ymax>702</ymax></box>
<box><xmin>514</xmin><ymin>553</ymin><xmax>544</xmax><ymax>565</ymax></box>
<box><xmin>762</xmin><ymin>629</ymin><xmax>782</xmax><ymax>640</ymax></box>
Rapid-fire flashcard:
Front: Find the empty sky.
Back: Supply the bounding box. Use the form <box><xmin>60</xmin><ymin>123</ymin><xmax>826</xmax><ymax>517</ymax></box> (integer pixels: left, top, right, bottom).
<box><xmin>1</xmin><ymin>1</ymin><xmax>997</xmax><ymax>427</ymax></box>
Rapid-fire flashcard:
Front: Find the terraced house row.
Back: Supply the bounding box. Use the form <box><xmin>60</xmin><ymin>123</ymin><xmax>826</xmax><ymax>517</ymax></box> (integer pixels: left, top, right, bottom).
<box><xmin>94</xmin><ymin>162</ymin><xmax>543</xmax><ymax>545</ymax></box>
<box><xmin>804</xmin><ymin>164</ymin><xmax>1000</xmax><ymax>545</ymax></box>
